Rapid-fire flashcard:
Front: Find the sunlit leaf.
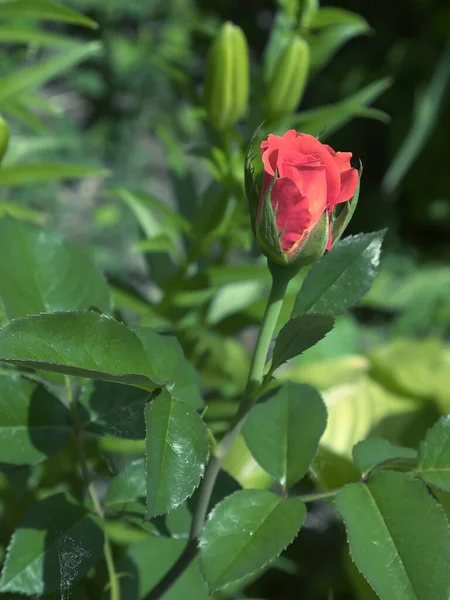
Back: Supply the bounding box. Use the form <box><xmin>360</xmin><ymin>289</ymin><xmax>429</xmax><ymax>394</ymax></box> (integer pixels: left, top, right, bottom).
<box><xmin>0</xmin><ymin>311</ymin><xmax>165</xmax><ymax>389</ymax></box>
<box><xmin>0</xmin><ymin>218</ymin><xmax>112</xmax><ymax>319</ymax></box>
<box><xmin>0</xmin><ymin>43</ymin><xmax>102</xmax><ymax>106</ymax></box>
<box><xmin>0</xmin><ymin>163</ymin><xmax>108</xmax><ymax>186</ymax></box>
<box><xmin>0</xmin><ymin>0</ymin><xmax>97</xmax><ymax>28</ymax></box>
<box><xmin>417</xmin><ymin>415</ymin><xmax>450</xmax><ymax>492</ymax></box>
<box><xmin>145</xmin><ymin>389</ymin><xmax>209</xmax><ymax>517</ymax></box>
<box><xmin>244</xmin><ymin>382</ymin><xmax>327</xmax><ymax>487</ymax></box>
<box><xmin>336</xmin><ymin>471</ymin><xmax>450</xmax><ymax>600</ymax></box>
<box><xmin>200</xmin><ymin>489</ymin><xmax>306</xmax><ymax>590</ymax></box>
<box><xmin>292</xmin><ymin>231</ymin><xmax>385</xmax><ymax>317</ymax></box>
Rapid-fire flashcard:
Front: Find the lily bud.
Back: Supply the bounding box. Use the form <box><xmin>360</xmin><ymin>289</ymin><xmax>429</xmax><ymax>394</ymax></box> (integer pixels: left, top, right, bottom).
<box><xmin>203</xmin><ymin>22</ymin><xmax>249</xmax><ymax>132</ymax></box>
<box><xmin>245</xmin><ymin>128</ymin><xmax>360</xmax><ymax>268</ymax></box>
<box><xmin>265</xmin><ymin>35</ymin><xmax>310</xmax><ymax>120</ymax></box>
<box><xmin>299</xmin><ymin>0</ymin><xmax>319</xmax><ymax>28</ymax></box>
<box><xmin>0</xmin><ymin>116</ymin><xmax>9</xmax><ymax>163</ymax></box>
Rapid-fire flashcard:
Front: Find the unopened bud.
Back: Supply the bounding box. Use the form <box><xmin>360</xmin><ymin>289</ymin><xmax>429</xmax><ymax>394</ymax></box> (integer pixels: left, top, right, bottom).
<box><xmin>203</xmin><ymin>22</ymin><xmax>249</xmax><ymax>132</ymax></box>
<box><xmin>266</xmin><ymin>36</ymin><xmax>310</xmax><ymax>120</ymax></box>
<box><xmin>299</xmin><ymin>0</ymin><xmax>319</xmax><ymax>28</ymax></box>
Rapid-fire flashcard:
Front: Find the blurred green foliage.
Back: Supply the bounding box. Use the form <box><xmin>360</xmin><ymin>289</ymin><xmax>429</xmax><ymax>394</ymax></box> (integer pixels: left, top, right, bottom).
<box><xmin>0</xmin><ymin>0</ymin><xmax>449</xmax><ymax>598</ymax></box>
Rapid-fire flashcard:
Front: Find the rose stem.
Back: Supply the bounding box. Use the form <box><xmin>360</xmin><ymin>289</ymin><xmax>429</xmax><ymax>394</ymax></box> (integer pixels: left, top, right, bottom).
<box><xmin>144</xmin><ymin>264</ymin><xmax>291</xmax><ymax>600</ymax></box>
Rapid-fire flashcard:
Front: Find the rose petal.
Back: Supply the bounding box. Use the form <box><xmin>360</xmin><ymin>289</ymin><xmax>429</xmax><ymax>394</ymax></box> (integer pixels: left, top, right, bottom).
<box><xmin>329</xmin><ymin>149</ymin><xmax>352</xmax><ymax>172</ymax></box>
<box><xmin>284</xmin><ymin>132</ymin><xmax>342</xmax><ymax>205</ymax></box>
<box><xmin>260</xmin><ymin>148</ymin><xmax>279</xmax><ymax>200</ymax></box>
<box><xmin>276</xmin><ymin>147</ymin><xmax>327</xmax><ymax>224</ymax></box>
<box><xmin>325</xmin><ymin>147</ymin><xmax>358</xmax><ymax>206</ymax></box>
<box><xmin>336</xmin><ymin>166</ymin><xmax>359</xmax><ymax>205</ymax></box>
<box><xmin>261</xmin><ymin>133</ymin><xmax>282</xmax><ymax>154</ymax></box>
<box><xmin>270</xmin><ymin>177</ymin><xmax>312</xmax><ymax>252</ymax></box>
<box><xmin>261</xmin><ymin>147</ymin><xmax>278</xmax><ymax>177</ymax></box>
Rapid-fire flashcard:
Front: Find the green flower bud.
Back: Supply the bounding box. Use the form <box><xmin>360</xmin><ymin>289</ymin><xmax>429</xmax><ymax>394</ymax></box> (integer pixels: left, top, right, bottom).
<box><xmin>265</xmin><ymin>35</ymin><xmax>310</xmax><ymax>120</ymax></box>
<box><xmin>0</xmin><ymin>116</ymin><xmax>9</xmax><ymax>163</ymax></box>
<box><xmin>299</xmin><ymin>0</ymin><xmax>319</xmax><ymax>28</ymax></box>
<box><xmin>203</xmin><ymin>22</ymin><xmax>249</xmax><ymax>132</ymax></box>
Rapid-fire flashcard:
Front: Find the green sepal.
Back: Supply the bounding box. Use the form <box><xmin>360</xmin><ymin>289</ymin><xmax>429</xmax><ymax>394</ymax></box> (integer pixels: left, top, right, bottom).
<box><xmin>244</xmin><ymin>125</ymin><xmax>264</xmax><ymax>234</ymax></box>
<box><xmin>288</xmin><ymin>210</ymin><xmax>329</xmax><ymax>268</ymax></box>
<box><xmin>255</xmin><ymin>170</ymin><xmax>287</xmax><ymax>266</ymax></box>
<box><xmin>331</xmin><ymin>161</ymin><xmax>362</xmax><ymax>247</ymax></box>
<box><xmin>0</xmin><ymin>116</ymin><xmax>9</xmax><ymax>163</ymax></box>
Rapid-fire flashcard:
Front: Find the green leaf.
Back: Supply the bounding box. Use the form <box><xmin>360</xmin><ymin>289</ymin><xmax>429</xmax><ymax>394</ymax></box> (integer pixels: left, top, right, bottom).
<box><xmin>0</xmin><ymin>375</ymin><xmax>70</xmax><ymax>465</ymax></box>
<box><xmin>196</xmin><ymin>331</ymin><xmax>251</xmax><ymax>396</ymax></box>
<box><xmin>162</xmin><ymin>471</ymin><xmax>241</xmax><ymax>539</ymax></box>
<box><xmin>0</xmin><ymin>493</ymin><xmax>104</xmax><ymax>596</ymax></box>
<box><xmin>170</xmin><ymin>360</ymin><xmax>204</xmax><ymax>409</ymax></box>
<box><xmin>243</xmin><ymin>382</ymin><xmax>327</xmax><ymax>487</ymax></box>
<box><xmin>417</xmin><ymin>415</ymin><xmax>450</xmax><ymax>492</ymax></box>
<box><xmin>292</xmin><ymin>231</ymin><xmax>385</xmax><ymax>317</ymax></box>
<box><xmin>0</xmin><ymin>218</ymin><xmax>111</xmax><ymax>319</ymax></box>
<box><xmin>110</xmin><ymin>187</ymin><xmax>191</xmax><ymax>236</ymax></box>
<box><xmin>369</xmin><ymin>338</ymin><xmax>447</xmax><ymax>400</ymax></box>
<box><xmin>1</xmin><ymin>99</ymin><xmax>48</xmax><ymax>134</ymax></box>
<box><xmin>335</xmin><ymin>471</ymin><xmax>450</xmax><ymax>600</ymax></box>
<box><xmin>307</xmin><ymin>21</ymin><xmax>370</xmax><ymax>74</ymax></box>
<box><xmin>0</xmin><ymin>43</ymin><xmax>102</xmax><ymax>107</ymax></box>
<box><xmin>114</xmin><ymin>537</ymin><xmax>208</xmax><ymax>600</ymax></box>
<box><xmin>132</xmin><ymin>327</ymin><xmax>183</xmax><ymax>387</ymax></box>
<box><xmin>383</xmin><ymin>43</ymin><xmax>450</xmax><ymax>194</ymax></box>
<box><xmin>0</xmin><ymin>162</ymin><xmax>108</xmax><ymax>186</ymax></box>
<box><xmin>270</xmin><ymin>314</ymin><xmax>335</xmax><ymax>374</ymax></box>
<box><xmin>133</xmin><ymin>235</ymin><xmax>178</xmax><ymax>257</ymax></box>
<box><xmin>0</xmin><ymin>0</ymin><xmax>98</xmax><ymax>28</ymax></box>
<box><xmin>222</xmin><ymin>434</ymin><xmax>273</xmax><ymax>490</ymax></box>
<box><xmin>352</xmin><ymin>437</ymin><xmax>417</xmax><ymax>476</ymax></box>
<box><xmin>0</xmin><ymin>27</ymin><xmax>84</xmax><ymax>47</ymax></box>
<box><xmin>312</xmin><ymin>445</ymin><xmax>360</xmax><ymax>490</ymax></box>
<box><xmin>145</xmin><ymin>389</ymin><xmax>209</xmax><ymax>517</ymax></box>
<box><xmin>78</xmin><ymin>380</ymin><xmax>149</xmax><ymax>440</ymax></box>
<box><xmin>287</xmin><ymin>78</ymin><xmax>392</xmax><ymax>139</ymax></box>
<box><xmin>105</xmin><ymin>459</ymin><xmax>146</xmax><ymax>506</ymax></box>
<box><xmin>0</xmin><ymin>311</ymin><xmax>165</xmax><ymax>389</ymax></box>
<box><xmin>320</xmin><ymin>376</ymin><xmax>420</xmax><ymax>460</ymax></box>
<box><xmin>0</xmin><ymin>200</ymin><xmax>46</xmax><ymax>225</ymax></box>
<box><xmin>288</xmin><ymin>314</ymin><xmax>360</xmax><ymax>366</ymax></box>
<box><xmin>207</xmin><ymin>280</ymin><xmax>267</xmax><ymax>325</ymax></box>
<box><xmin>199</xmin><ymin>489</ymin><xmax>306</xmax><ymax>590</ymax></box>
<box><xmin>310</xmin><ymin>7</ymin><xmax>369</xmax><ymax>28</ymax></box>
<box><xmin>207</xmin><ymin>263</ymin><xmax>270</xmax><ymax>287</ymax></box>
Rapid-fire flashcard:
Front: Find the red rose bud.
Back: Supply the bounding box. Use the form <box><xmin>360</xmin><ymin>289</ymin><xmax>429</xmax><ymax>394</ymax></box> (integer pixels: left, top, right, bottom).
<box><xmin>246</xmin><ymin>129</ymin><xmax>359</xmax><ymax>267</ymax></box>
<box><xmin>0</xmin><ymin>116</ymin><xmax>9</xmax><ymax>163</ymax></box>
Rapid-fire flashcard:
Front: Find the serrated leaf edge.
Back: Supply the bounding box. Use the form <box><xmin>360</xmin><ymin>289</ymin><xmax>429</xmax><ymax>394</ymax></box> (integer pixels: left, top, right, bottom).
<box><xmin>199</xmin><ymin>490</ymin><xmax>306</xmax><ymax>591</ymax></box>
<box><xmin>145</xmin><ymin>396</ymin><xmax>210</xmax><ymax>518</ymax></box>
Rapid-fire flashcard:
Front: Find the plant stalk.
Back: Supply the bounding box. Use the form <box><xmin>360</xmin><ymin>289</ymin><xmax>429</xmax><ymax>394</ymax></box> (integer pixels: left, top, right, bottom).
<box><xmin>66</xmin><ymin>378</ymin><xmax>121</xmax><ymax>600</ymax></box>
<box><xmin>145</xmin><ymin>264</ymin><xmax>291</xmax><ymax>600</ymax></box>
